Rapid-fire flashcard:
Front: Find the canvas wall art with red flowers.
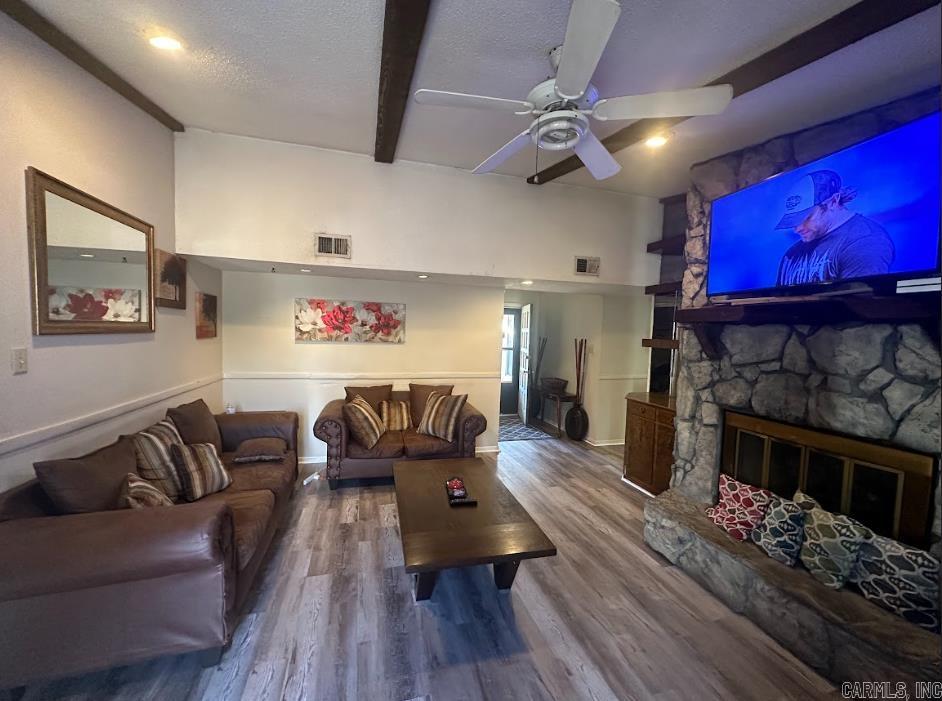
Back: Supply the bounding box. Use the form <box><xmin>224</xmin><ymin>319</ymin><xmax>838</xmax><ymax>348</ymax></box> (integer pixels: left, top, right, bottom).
<box><xmin>295</xmin><ymin>298</ymin><xmax>405</xmax><ymax>343</ymax></box>
<box><xmin>48</xmin><ymin>286</ymin><xmax>142</xmax><ymax>322</ymax></box>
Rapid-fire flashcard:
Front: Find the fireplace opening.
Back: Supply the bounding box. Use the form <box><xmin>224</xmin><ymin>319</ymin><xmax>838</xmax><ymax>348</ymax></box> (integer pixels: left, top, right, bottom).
<box><xmin>721</xmin><ymin>411</ymin><xmax>936</xmax><ymax>548</ymax></box>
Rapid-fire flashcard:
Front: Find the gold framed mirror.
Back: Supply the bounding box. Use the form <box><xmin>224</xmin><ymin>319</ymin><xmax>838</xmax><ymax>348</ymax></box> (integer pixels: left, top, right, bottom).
<box><xmin>26</xmin><ymin>168</ymin><xmax>156</xmax><ymax>335</ymax></box>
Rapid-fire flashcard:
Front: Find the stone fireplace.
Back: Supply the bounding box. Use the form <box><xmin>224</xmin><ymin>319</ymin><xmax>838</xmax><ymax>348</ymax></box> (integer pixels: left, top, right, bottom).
<box><xmin>642</xmin><ymin>89</ymin><xmax>941</xmax><ymax>684</ymax></box>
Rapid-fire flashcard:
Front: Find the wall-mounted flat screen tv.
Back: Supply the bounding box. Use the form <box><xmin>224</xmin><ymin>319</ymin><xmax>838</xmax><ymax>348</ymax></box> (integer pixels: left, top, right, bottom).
<box><xmin>707</xmin><ymin>111</ymin><xmax>941</xmax><ymax>297</ymax></box>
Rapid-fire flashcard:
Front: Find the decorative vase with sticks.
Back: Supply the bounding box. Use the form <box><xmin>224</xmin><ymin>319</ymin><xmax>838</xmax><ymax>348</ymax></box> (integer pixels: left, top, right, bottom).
<box><xmin>565</xmin><ymin>338</ymin><xmax>589</xmax><ymax>441</ymax></box>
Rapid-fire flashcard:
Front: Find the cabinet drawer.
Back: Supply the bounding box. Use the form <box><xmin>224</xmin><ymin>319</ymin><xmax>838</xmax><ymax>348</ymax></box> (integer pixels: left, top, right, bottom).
<box><xmin>656</xmin><ymin>408</ymin><xmax>675</xmax><ymax>426</ymax></box>
<box><xmin>627</xmin><ymin>401</ymin><xmax>656</xmax><ymax>420</ymax></box>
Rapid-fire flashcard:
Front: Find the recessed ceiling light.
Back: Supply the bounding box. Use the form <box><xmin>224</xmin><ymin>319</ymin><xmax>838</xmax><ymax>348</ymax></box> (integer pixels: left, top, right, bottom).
<box><xmin>645</xmin><ymin>134</ymin><xmax>669</xmax><ymax>149</ymax></box>
<box><xmin>149</xmin><ymin>36</ymin><xmax>182</xmax><ymax>51</ymax></box>
<box><xmin>300</xmin><ymin>268</ymin><xmax>311</xmax><ymax>273</ymax></box>
<box><xmin>521</xmin><ymin>280</ymin><xmax>534</xmax><ymax>286</ymax></box>
<box><xmin>79</xmin><ymin>253</ymin><xmax>95</xmax><ymax>258</ymax></box>
<box><xmin>417</xmin><ymin>274</ymin><xmax>429</xmax><ymax>279</ymax></box>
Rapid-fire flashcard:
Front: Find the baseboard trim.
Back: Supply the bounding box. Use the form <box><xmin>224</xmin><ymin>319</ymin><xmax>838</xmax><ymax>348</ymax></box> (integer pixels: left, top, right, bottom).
<box><xmin>621</xmin><ymin>477</ymin><xmax>655</xmax><ymax>498</ymax></box>
<box><xmin>225</xmin><ymin>371</ymin><xmax>500</xmax><ymax>381</ymax></box>
<box><xmin>0</xmin><ymin>374</ymin><xmax>223</xmax><ymax>457</ymax></box>
<box><xmin>476</xmin><ymin>445</ymin><xmax>499</xmax><ymax>454</ymax></box>
<box><xmin>586</xmin><ymin>439</ymin><xmax>626</xmax><ymax>447</ymax></box>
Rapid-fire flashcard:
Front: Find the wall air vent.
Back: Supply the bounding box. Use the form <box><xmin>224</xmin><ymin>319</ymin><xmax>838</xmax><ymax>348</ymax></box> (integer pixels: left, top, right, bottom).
<box><xmin>574</xmin><ymin>255</ymin><xmax>601</xmax><ymax>276</ymax></box>
<box><xmin>315</xmin><ymin>233</ymin><xmax>351</xmax><ymax>258</ymax></box>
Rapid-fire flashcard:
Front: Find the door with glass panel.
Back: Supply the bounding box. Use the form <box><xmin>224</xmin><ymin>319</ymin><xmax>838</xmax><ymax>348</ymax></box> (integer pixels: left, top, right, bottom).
<box><xmin>518</xmin><ymin>304</ymin><xmax>531</xmax><ymax>423</ymax></box>
<box><xmin>499</xmin><ymin>308</ymin><xmax>521</xmax><ymax>414</ymax></box>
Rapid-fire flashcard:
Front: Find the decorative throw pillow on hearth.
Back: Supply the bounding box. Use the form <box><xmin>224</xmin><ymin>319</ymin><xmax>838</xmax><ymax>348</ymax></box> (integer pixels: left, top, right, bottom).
<box><xmin>131</xmin><ymin>419</ymin><xmax>186</xmax><ymax>502</ymax></box>
<box><xmin>379</xmin><ymin>399</ymin><xmax>412</xmax><ymax>431</ymax></box>
<box><xmin>705</xmin><ymin>474</ymin><xmax>772</xmax><ymax>541</ymax></box>
<box><xmin>417</xmin><ymin>391</ymin><xmax>468</xmax><ymax>443</ymax></box>
<box><xmin>750</xmin><ymin>495</ymin><xmax>805</xmax><ymax>566</ymax></box>
<box><xmin>119</xmin><ymin>473</ymin><xmax>173</xmax><ymax>509</ymax></box>
<box><xmin>342</xmin><ymin>394</ymin><xmax>387</xmax><ymax>449</ymax></box>
<box><xmin>794</xmin><ymin>490</ymin><xmax>871</xmax><ymax>589</ymax></box>
<box><xmin>170</xmin><ymin>443</ymin><xmax>232</xmax><ymax>502</ymax></box>
<box><xmin>232</xmin><ymin>437</ymin><xmax>287</xmax><ymax>463</ymax></box>
<box><xmin>851</xmin><ymin>534</ymin><xmax>940</xmax><ymax>633</ymax></box>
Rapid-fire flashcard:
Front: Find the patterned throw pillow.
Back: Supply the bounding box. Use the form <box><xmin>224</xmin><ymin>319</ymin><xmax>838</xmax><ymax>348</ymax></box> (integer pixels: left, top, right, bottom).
<box><xmin>379</xmin><ymin>400</ymin><xmax>412</xmax><ymax>431</ymax></box>
<box><xmin>705</xmin><ymin>474</ymin><xmax>772</xmax><ymax>541</ymax></box>
<box><xmin>170</xmin><ymin>443</ymin><xmax>232</xmax><ymax>502</ymax></box>
<box><xmin>851</xmin><ymin>535</ymin><xmax>940</xmax><ymax>633</ymax></box>
<box><xmin>417</xmin><ymin>392</ymin><xmax>468</xmax><ymax>442</ymax></box>
<box><xmin>342</xmin><ymin>394</ymin><xmax>387</xmax><ymax>449</ymax></box>
<box><xmin>119</xmin><ymin>473</ymin><xmax>173</xmax><ymax>509</ymax></box>
<box><xmin>795</xmin><ymin>490</ymin><xmax>870</xmax><ymax>589</ymax></box>
<box><xmin>751</xmin><ymin>495</ymin><xmax>805</xmax><ymax>566</ymax></box>
<box><xmin>132</xmin><ymin>419</ymin><xmax>185</xmax><ymax>501</ymax></box>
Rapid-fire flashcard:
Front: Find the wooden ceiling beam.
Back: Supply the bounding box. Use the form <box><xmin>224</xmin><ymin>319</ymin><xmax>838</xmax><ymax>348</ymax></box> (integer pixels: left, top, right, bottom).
<box><xmin>0</xmin><ymin>0</ymin><xmax>185</xmax><ymax>132</ymax></box>
<box><xmin>528</xmin><ymin>0</ymin><xmax>939</xmax><ymax>185</ymax></box>
<box><xmin>374</xmin><ymin>0</ymin><xmax>432</xmax><ymax>163</ymax></box>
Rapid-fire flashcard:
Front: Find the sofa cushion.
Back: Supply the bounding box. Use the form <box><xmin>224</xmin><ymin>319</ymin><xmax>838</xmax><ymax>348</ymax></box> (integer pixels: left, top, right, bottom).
<box><xmin>167</xmin><ymin>399</ymin><xmax>222</xmax><ymax>453</ymax></box>
<box><xmin>233</xmin><ymin>437</ymin><xmax>287</xmax><ymax>463</ymax></box>
<box><xmin>417</xmin><ymin>392</ymin><xmax>467</xmax><ymax>442</ymax></box>
<box><xmin>120</xmin><ymin>473</ymin><xmax>173</xmax><ymax>509</ymax></box>
<box><xmin>170</xmin><ymin>443</ymin><xmax>232</xmax><ymax>502</ymax></box>
<box><xmin>347</xmin><ymin>431</ymin><xmax>405</xmax><ymax>459</ymax></box>
<box><xmin>403</xmin><ymin>429</ymin><xmax>458</xmax><ymax>458</ymax></box>
<box><xmin>344</xmin><ymin>384</ymin><xmax>392</xmax><ymax>413</ymax></box>
<box><xmin>34</xmin><ymin>437</ymin><xmax>138</xmax><ymax>514</ymax></box>
<box><xmin>203</xmin><ymin>489</ymin><xmax>274</xmax><ymax>570</ymax></box>
<box><xmin>795</xmin><ymin>491</ymin><xmax>870</xmax><ymax>589</ymax></box>
<box><xmin>409</xmin><ymin>383</ymin><xmax>453</xmax><ymax>426</ymax></box>
<box><xmin>131</xmin><ymin>419</ymin><xmax>186</xmax><ymax>502</ymax></box>
<box><xmin>751</xmin><ymin>494</ymin><xmax>805</xmax><ymax>566</ymax></box>
<box><xmin>223</xmin><ymin>453</ymin><xmax>296</xmax><ymax>511</ymax></box>
<box><xmin>343</xmin><ymin>395</ymin><xmax>386</xmax><ymax>449</ymax></box>
<box><xmin>379</xmin><ymin>399</ymin><xmax>412</xmax><ymax>431</ymax></box>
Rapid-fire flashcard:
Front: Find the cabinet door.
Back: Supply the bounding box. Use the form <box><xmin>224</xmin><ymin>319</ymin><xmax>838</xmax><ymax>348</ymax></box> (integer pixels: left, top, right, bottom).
<box><xmin>652</xmin><ymin>421</ymin><xmax>675</xmax><ymax>494</ymax></box>
<box><xmin>627</xmin><ymin>417</ymin><xmax>655</xmax><ymax>489</ymax></box>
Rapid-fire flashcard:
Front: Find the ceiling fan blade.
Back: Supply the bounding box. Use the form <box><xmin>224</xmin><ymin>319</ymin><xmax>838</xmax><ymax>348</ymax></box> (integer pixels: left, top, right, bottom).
<box><xmin>573</xmin><ymin>130</ymin><xmax>621</xmax><ymax>180</ymax></box>
<box><xmin>473</xmin><ymin>131</ymin><xmax>532</xmax><ymax>174</ymax></box>
<box><xmin>592</xmin><ymin>84</ymin><xmax>734</xmax><ymax>121</ymax></box>
<box><xmin>554</xmin><ymin>0</ymin><xmax>622</xmax><ymax>100</ymax></box>
<box><xmin>414</xmin><ymin>89</ymin><xmax>534</xmax><ymax>114</ymax></box>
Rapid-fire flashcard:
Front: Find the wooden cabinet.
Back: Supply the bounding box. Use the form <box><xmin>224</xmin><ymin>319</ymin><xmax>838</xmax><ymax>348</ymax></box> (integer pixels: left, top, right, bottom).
<box><xmin>624</xmin><ymin>393</ymin><xmax>675</xmax><ymax>494</ymax></box>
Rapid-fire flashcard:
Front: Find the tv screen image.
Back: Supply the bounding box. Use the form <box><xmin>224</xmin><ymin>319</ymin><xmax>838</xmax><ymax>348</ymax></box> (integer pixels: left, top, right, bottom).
<box><xmin>707</xmin><ymin>112</ymin><xmax>941</xmax><ymax>297</ymax></box>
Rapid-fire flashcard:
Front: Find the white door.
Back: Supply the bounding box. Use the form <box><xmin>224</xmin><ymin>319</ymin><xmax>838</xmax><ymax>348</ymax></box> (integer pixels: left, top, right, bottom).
<box><xmin>518</xmin><ymin>304</ymin><xmax>531</xmax><ymax>424</ymax></box>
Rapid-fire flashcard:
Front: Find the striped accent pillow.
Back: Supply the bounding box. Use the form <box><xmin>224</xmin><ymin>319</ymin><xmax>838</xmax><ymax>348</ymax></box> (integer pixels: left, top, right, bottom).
<box><xmin>342</xmin><ymin>394</ymin><xmax>387</xmax><ymax>449</ymax></box>
<box><xmin>120</xmin><ymin>473</ymin><xmax>173</xmax><ymax>509</ymax></box>
<box><xmin>170</xmin><ymin>443</ymin><xmax>232</xmax><ymax>502</ymax></box>
<box><xmin>379</xmin><ymin>400</ymin><xmax>412</xmax><ymax>431</ymax></box>
<box><xmin>417</xmin><ymin>392</ymin><xmax>467</xmax><ymax>442</ymax></box>
<box><xmin>132</xmin><ymin>419</ymin><xmax>185</xmax><ymax>502</ymax></box>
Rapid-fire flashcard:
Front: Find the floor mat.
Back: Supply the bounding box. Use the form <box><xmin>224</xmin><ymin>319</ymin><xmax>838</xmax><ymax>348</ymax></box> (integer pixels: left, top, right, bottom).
<box><xmin>499</xmin><ymin>414</ymin><xmax>553</xmax><ymax>442</ymax></box>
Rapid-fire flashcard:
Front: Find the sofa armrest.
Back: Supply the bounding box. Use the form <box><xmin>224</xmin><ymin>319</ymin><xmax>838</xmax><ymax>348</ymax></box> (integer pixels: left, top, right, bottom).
<box><xmin>458</xmin><ymin>402</ymin><xmax>487</xmax><ymax>457</ymax></box>
<box><xmin>314</xmin><ymin>399</ymin><xmax>347</xmax><ymax>479</ymax></box>
<box><xmin>215</xmin><ymin>411</ymin><xmax>299</xmax><ymax>453</ymax></box>
<box><xmin>0</xmin><ymin>501</ymin><xmax>235</xmax><ymax>603</ymax></box>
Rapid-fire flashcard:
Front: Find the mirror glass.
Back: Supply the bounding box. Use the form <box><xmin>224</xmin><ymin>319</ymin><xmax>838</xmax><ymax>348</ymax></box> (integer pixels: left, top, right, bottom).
<box><xmin>44</xmin><ymin>191</ymin><xmax>150</xmax><ymax>324</ymax></box>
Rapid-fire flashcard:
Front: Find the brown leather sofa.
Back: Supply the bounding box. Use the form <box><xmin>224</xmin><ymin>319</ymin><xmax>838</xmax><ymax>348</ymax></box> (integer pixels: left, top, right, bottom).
<box><xmin>314</xmin><ymin>389</ymin><xmax>486</xmax><ymax>488</ymax></box>
<box><xmin>0</xmin><ymin>410</ymin><xmax>299</xmax><ymax>689</ymax></box>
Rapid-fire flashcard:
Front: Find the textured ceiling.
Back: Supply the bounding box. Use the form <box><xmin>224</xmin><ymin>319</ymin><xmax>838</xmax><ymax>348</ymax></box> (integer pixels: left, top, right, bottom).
<box><xmin>25</xmin><ymin>0</ymin><xmax>941</xmax><ymax>197</ymax></box>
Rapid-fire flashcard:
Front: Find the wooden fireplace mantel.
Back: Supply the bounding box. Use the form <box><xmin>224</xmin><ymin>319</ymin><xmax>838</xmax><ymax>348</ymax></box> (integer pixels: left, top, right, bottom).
<box><xmin>675</xmin><ymin>291</ymin><xmax>940</xmax><ymax>360</ymax></box>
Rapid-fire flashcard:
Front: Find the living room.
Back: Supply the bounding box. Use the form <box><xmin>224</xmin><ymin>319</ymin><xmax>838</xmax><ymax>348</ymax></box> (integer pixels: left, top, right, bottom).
<box><xmin>1</xmin><ymin>0</ymin><xmax>940</xmax><ymax>699</ymax></box>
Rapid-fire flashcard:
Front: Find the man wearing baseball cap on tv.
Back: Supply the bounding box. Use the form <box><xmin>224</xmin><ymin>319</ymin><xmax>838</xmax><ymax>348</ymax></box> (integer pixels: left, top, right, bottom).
<box><xmin>775</xmin><ymin>169</ymin><xmax>895</xmax><ymax>287</ymax></box>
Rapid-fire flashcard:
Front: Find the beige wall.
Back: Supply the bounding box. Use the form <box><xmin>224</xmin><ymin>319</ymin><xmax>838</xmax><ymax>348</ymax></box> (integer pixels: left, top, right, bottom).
<box><xmin>221</xmin><ymin>271</ymin><xmax>504</xmax><ymax>460</ymax></box>
<box><xmin>0</xmin><ymin>15</ymin><xmax>222</xmax><ymax>491</ymax></box>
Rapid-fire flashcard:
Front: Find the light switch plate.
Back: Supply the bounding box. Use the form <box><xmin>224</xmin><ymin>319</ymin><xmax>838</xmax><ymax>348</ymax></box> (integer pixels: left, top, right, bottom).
<box><xmin>11</xmin><ymin>347</ymin><xmax>27</xmax><ymax>375</ymax></box>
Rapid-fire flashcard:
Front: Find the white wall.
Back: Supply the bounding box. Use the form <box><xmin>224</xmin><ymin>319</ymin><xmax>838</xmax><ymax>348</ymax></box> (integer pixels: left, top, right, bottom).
<box><xmin>221</xmin><ymin>271</ymin><xmax>504</xmax><ymax>461</ymax></box>
<box><xmin>0</xmin><ymin>15</ymin><xmax>222</xmax><ymax>492</ymax></box>
<box><xmin>175</xmin><ymin>129</ymin><xmax>663</xmax><ymax>288</ymax></box>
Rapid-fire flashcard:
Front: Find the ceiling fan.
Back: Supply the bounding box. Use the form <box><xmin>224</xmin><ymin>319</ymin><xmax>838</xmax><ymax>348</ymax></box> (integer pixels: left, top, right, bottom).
<box><xmin>413</xmin><ymin>0</ymin><xmax>733</xmax><ymax>181</ymax></box>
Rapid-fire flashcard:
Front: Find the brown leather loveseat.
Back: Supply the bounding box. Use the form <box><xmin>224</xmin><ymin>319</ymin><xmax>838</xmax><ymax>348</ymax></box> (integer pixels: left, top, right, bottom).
<box><xmin>314</xmin><ymin>384</ymin><xmax>486</xmax><ymax>488</ymax></box>
<box><xmin>0</xmin><ymin>407</ymin><xmax>299</xmax><ymax>690</ymax></box>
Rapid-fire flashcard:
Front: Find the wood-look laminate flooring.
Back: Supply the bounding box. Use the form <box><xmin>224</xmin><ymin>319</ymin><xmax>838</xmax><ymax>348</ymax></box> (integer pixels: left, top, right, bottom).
<box><xmin>4</xmin><ymin>439</ymin><xmax>835</xmax><ymax>701</ymax></box>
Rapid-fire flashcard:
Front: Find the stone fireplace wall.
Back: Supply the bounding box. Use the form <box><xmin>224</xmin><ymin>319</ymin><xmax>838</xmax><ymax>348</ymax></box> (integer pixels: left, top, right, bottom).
<box><xmin>669</xmin><ymin>89</ymin><xmax>941</xmax><ymax>557</ymax></box>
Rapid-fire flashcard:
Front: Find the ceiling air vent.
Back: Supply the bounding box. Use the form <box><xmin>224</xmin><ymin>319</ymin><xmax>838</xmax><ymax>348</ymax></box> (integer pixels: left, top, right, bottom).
<box><xmin>574</xmin><ymin>255</ymin><xmax>600</xmax><ymax>276</ymax></box>
<box><xmin>315</xmin><ymin>233</ymin><xmax>351</xmax><ymax>259</ymax></box>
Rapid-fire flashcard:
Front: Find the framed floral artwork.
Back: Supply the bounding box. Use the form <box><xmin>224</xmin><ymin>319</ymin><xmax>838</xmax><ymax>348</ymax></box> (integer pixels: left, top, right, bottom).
<box><xmin>196</xmin><ymin>292</ymin><xmax>217</xmax><ymax>339</ymax></box>
<box><xmin>48</xmin><ymin>287</ymin><xmax>142</xmax><ymax>322</ymax></box>
<box><xmin>155</xmin><ymin>249</ymin><xmax>187</xmax><ymax>309</ymax></box>
<box><xmin>295</xmin><ymin>298</ymin><xmax>405</xmax><ymax>343</ymax></box>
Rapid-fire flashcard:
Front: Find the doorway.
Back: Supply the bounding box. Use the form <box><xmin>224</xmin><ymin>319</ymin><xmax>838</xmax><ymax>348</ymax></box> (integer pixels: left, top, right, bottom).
<box><xmin>499</xmin><ymin>308</ymin><xmax>521</xmax><ymax>414</ymax></box>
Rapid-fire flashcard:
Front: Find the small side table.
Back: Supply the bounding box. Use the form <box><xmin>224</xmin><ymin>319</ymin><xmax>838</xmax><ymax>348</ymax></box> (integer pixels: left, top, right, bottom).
<box><xmin>539</xmin><ymin>392</ymin><xmax>578</xmax><ymax>438</ymax></box>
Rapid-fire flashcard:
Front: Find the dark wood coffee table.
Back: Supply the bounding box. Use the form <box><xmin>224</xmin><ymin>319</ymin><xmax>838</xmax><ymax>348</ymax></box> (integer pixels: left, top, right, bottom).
<box><xmin>393</xmin><ymin>457</ymin><xmax>557</xmax><ymax>601</ymax></box>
